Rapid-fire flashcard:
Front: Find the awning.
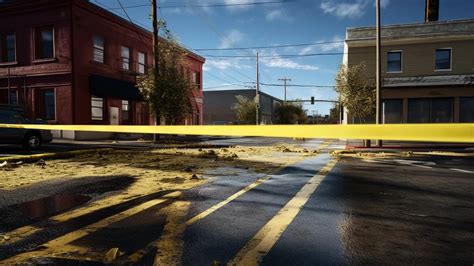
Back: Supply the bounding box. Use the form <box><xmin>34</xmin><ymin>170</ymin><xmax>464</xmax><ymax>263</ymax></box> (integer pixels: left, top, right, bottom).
<box><xmin>89</xmin><ymin>75</ymin><xmax>143</xmax><ymax>101</ymax></box>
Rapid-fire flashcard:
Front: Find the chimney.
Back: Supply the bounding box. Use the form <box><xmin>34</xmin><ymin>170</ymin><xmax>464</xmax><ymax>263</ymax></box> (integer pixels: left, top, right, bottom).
<box><xmin>425</xmin><ymin>0</ymin><xmax>439</xmax><ymax>22</ymax></box>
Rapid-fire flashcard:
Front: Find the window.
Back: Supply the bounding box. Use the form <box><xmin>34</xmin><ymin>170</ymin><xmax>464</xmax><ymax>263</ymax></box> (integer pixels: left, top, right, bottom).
<box><xmin>121</xmin><ymin>46</ymin><xmax>130</xmax><ymax>70</ymax></box>
<box><xmin>91</xmin><ymin>96</ymin><xmax>103</xmax><ymax>121</ymax></box>
<box><xmin>460</xmin><ymin>97</ymin><xmax>474</xmax><ymax>122</ymax></box>
<box><xmin>36</xmin><ymin>89</ymin><xmax>55</xmax><ymax>120</ymax></box>
<box><xmin>190</xmin><ymin>71</ymin><xmax>200</xmax><ymax>87</ymax></box>
<box><xmin>138</xmin><ymin>52</ymin><xmax>145</xmax><ymax>74</ymax></box>
<box><xmin>387</xmin><ymin>51</ymin><xmax>402</xmax><ymax>73</ymax></box>
<box><xmin>9</xmin><ymin>91</ymin><xmax>17</xmax><ymax>105</ymax></box>
<box><xmin>435</xmin><ymin>48</ymin><xmax>451</xmax><ymax>71</ymax></box>
<box><xmin>382</xmin><ymin>99</ymin><xmax>403</xmax><ymax>123</ymax></box>
<box><xmin>122</xmin><ymin>100</ymin><xmax>129</xmax><ymax>121</ymax></box>
<box><xmin>93</xmin><ymin>35</ymin><xmax>104</xmax><ymax>63</ymax></box>
<box><xmin>408</xmin><ymin>98</ymin><xmax>453</xmax><ymax>123</ymax></box>
<box><xmin>0</xmin><ymin>89</ymin><xmax>7</xmax><ymax>103</ymax></box>
<box><xmin>0</xmin><ymin>33</ymin><xmax>16</xmax><ymax>63</ymax></box>
<box><xmin>35</xmin><ymin>26</ymin><xmax>54</xmax><ymax>59</ymax></box>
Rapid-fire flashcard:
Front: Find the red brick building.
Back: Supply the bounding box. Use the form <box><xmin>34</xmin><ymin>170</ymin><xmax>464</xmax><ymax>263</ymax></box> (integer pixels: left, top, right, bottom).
<box><xmin>0</xmin><ymin>0</ymin><xmax>205</xmax><ymax>138</ymax></box>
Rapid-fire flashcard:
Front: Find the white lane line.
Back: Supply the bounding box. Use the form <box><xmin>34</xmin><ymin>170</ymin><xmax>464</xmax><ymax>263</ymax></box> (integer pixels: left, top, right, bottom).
<box><xmin>450</xmin><ymin>168</ymin><xmax>474</xmax><ymax>174</ymax></box>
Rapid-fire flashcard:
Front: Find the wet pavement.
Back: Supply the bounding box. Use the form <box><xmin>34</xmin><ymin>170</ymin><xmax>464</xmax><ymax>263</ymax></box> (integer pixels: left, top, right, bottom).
<box><xmin>0</xmin><ymin>139</ymin><xmax>473</xmax><ymax>265</ymax></box>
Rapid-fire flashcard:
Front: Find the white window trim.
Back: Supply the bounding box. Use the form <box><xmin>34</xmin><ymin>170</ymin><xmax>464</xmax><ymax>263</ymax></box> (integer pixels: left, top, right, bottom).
<box><xmin>138</xmin><ymin>52</ymin><xmax>146</xmax><ymax>74</ymax></box>
<box><xmin>91</xmin><ymin>96</ymin><xmax>104</xmax><ymax>121</ymax></box>
<box><xmin>121</xmin><ymin>46</ymin><xmax>130</xmax><ymax>71</ymax></box>
<box><xmin>434</xmin><ymin>47</ymin><xmax>452</xmax><ymax>72</ymax></box>
<box><xmin>387</xmin><ymin>50</ymin><xmax>403</xmax><ymax>74</ymax></box>
<box><xmin>93</xmin><ymin>35</ymin><xmax>105</xmax><ymax>63</ymax></box>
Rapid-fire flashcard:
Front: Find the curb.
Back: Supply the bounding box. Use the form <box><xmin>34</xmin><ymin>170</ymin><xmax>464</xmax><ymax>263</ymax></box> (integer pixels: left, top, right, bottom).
<box><xmin>0</xmin><ymin>148</ymin><xmax>115</xmax><ymax>163</ymax></box>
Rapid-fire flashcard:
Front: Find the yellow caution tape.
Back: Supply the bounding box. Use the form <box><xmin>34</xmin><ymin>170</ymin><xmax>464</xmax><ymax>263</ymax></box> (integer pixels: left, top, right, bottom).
<box><xmin>0</xmin><ymin>123</ymin><xmax>472</xmax><ymax>143</ymax></box>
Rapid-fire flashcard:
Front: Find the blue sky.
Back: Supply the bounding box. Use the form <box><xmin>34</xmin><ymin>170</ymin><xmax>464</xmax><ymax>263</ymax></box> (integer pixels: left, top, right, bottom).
<box><xmin>94</xmin><ymin>0</ymin><xmax>474</xmax><ymax>115</ymax></box>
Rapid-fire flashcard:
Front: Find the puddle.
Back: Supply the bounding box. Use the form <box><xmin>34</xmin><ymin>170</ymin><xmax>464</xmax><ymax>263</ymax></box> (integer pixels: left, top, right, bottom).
<box><xmin>15</xmin><ymin>194</ymin><xmax>91</xmax><ymax>220</ymax></box>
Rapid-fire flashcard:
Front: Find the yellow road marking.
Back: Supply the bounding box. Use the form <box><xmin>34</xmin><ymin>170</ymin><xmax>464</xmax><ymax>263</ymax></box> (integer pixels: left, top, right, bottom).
<box><xmin>1</xmin><ymin>192</ymin><xmax>181</xmax><ymax>264</ymax></box>
<box><xmin>45</xmin><ymin>191</ymin><xmax>181</xmax><ymax>248</ymax></box>
<box><xmin>186</xmin><ymin>141</ymin><xmax>333</xmax><ymax>226</ymax></box>
<box><xmin>2</xmin><ymin>193</ymin><xmax>146</xmax><ymax>245</ymax></box>
<box><xmin>0</xmin><ymin>123</ymin><xmax>472</xmax><ymax>143</ymax></box>
<box><xmin>229</xmin><ymin>159</ymin><xmax>338</xmax><ymax>266</ymax></box>
<box><xmin>128</xmin><ymin>140</ymin><xmax>333</xmax><ymax>262</ymax></box>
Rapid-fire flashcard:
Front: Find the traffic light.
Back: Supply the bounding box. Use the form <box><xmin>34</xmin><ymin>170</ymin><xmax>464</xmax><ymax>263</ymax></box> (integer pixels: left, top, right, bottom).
<box><xmin>311</xmin><ymin>96</ymin><xmax>315</xmax><ymax>105</ymax></box>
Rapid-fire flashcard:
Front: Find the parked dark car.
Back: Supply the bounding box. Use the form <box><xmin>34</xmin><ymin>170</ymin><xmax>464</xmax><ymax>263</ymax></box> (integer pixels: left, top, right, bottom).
<box><xmin>0</xmin><ymin>105</ymin><xmax>53</xmax><ymax>149</ymax></box>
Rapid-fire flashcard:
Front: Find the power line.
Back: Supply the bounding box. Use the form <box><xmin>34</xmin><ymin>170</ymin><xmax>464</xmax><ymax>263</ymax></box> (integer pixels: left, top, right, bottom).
<box><xmin>195</xmin><ymin>40</ymin><xmax>345</xmax><ymax>51</ymax></box>
<box><xmin>116</xmin><ymin>0</ymin><xmax>133</xmax><ymax>23</ymax></box>
<box><xmin>203</xmin><ymin>84</ymin><xmax>249</xmax><ymax>90</ymax></box>
<box><xmin>261</xmin><ymin>83</ymin><xmax>336</xmax><ymax>88</ymax></box>
<box><xmin>108</xmin><ymin>1</ymin><xmax>296</xmax><ymax>10</ymax></box>
<box><xmin>192</xmin><ymin>8</ymin><xmax>255</xmax><ymax>81</ymax></box>
<box><xmin>203</xmin><ymin>52</ymin><xmax>347</xmax><ymax>58</ymax></box>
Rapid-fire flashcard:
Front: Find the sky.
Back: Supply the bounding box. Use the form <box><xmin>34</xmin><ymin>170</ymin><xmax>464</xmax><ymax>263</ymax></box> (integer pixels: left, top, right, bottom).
<box><xmin>93</xmin><ymin>0</ymin><xmax>474</xmax><ymax>115</ymax></box>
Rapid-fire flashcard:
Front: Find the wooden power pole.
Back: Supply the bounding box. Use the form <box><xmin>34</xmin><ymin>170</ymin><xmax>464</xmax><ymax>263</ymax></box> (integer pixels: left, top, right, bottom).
<box><xmin>256</xmin><ymin>52</ymin><xmax>260</xmax><ymax>125</ymax></box>
<box><xmin>152</xmin><ymin>0</ymin><xmax>160</xmax><ymax>125</ymax></box>
<box><xmin>278</xmin><ymin>77</ymin><xmax>291</xmax><ymax>103</ymax></box>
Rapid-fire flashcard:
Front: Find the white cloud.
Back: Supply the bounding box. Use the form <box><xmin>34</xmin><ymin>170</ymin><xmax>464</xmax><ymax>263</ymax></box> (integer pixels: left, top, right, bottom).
<box><xmin>320</xmin><ymin>0</ymin><xmax>390</xmax><ymax>19</ymax></box>
<box><xmin>262</xmin><ymin>52</ymin><xmax>319</xmax><ymax>71</ymax></box>
<box><xmin>204</xmin><ymin>58</ymin><xmax>252</xmax><ymax>71</ymax></box>
<box><xmin>265</xmin><ymin>9</ymin><xmax>293</xmax><ymax>22</ymax></box>
<box><xmin>223</xmin><ymin>0</ymin><xmax>254</xmax><ymax>11</ymax></box>
<box><xmin>218</xmin><ymin>29</ymin><xmax>245</xmax><ymax>49</ymax></box>
<box><xmin>298</xmin><ymin>36</ymin><xmax>344</xmax><ymax>55</ymax></box>
<box><xmin>320</xmin><ymin>0</ymin><xmax>366</xmax><ymax>19</ymax></box>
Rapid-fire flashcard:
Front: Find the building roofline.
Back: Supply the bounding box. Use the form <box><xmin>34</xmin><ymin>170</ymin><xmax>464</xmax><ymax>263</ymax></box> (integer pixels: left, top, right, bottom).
<box><xmin>203</xmin><ymin>89</ymin><xmax>282</xmax><ymax>102</ymax></box>
<box><xmin>80</xmin><ymin>0</ymin><xmax>205</xmax><ymax>62</ymax></box>
<box><xmin>347</xmin><ymin>18</ymin><xmax>474</xmax><ymax>31</ymax></box>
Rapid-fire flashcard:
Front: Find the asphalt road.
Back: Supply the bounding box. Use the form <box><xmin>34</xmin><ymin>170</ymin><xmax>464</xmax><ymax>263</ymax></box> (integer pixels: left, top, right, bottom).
<box><xmin>0</xmin><ymin>139</ymin><xmax>473</xmax><ymax>265</ymax></box>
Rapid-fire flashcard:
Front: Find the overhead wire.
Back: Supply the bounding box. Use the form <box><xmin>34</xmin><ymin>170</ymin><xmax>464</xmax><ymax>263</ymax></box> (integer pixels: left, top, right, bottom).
<box><xmin>109</xmin><ymin>1</ymin><xmax>296</xmax><ymax>10</ymax></box>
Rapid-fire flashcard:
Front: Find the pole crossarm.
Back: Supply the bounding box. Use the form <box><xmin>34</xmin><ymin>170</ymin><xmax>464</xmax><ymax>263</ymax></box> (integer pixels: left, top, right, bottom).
<box><xmin>0</xmin><ymin>124</ymin><xmax>472</xmax><ymax>143</ymax></box>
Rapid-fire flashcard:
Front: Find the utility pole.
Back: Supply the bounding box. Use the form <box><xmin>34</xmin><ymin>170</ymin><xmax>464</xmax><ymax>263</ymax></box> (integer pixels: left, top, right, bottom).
<box><xmin>256</xmin><ymin>52</ymin><xmax>260</xmax><ymax>125</ymax></box>
<box><xmin>152</xmin><ymin>0</ymin><xmax>160</xmax><ymax>124</ymax></box>
<box><xmin>278</xmin><ymin>77</ymin><xmax>291</xmax><ymax>103</ymax></box>
<box><xmin>152</xmin><ymin>0</ymin><xmax>160</xmax><ymax>141</ymax></box>
<box><xmin>375</xmin><ymin>0</ymin><xmax>382</xmax><ymax>147</ymax></box>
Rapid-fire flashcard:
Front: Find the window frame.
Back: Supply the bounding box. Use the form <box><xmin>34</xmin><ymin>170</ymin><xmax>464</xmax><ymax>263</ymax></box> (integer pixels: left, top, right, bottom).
<box><xmin>121</xmin><ymin>46</ymin><xmax>130</xmax><ymax>71</ymax></box>
<box><xmin>382</xmin><ymin>99</ymin><xmax>403</xmax><ymax>124</ymax></box>
<box><xmin>0</xmin><ymin>32</ymin><xmax>17</xmax><ymax>63</ymax></box>
<box><xmin>34</xmin><ymin>26</ymin><xmax>55</xmax><ymax>60</ymax></box>
<box><xmin>92</xmin><ymin>35</ymin><xmax>105</xmax><ymax>63</ymax></box>
<box><xmin>35</xmin><ymin>88</ymin><xmax>56</xmax><ymax>121</ymax></box>
<box><xmin>407</xmin><ymin>97</ymin><xmax>454</xmax><ymax>123</ymax></box>
<box><xmin>386</xmin><ymin>50</ymin><xmax>402</xmax><ymax>73</ymax></box>
<box><xmin>91</xmin><ymin>96</ymin><xmax>104</xmax><ymax>121</ymax></box>
<box><xmin>137</xmin><ymin>52</ymin><xmax>146</xmax><ymax>74</ymax></box>
<box><xmin>434</xmin><ymin>48</ymin><xmax>452</xmax><ymax>72</ymax></box>
<box><xmin>122</xmin><ymin>100</ymin><xmax>130</xmax><ymax>121</ymax></box>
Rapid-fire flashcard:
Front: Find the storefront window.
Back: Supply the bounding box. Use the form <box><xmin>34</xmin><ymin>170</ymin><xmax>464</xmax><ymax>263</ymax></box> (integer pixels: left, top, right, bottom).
<box><xmin>383</xmin><ymin>99</ymin><xmax>403</xmax><ymax>123</ymax></box>
<box><xmin>460</xmin><ymin>97</ymin><xmax>474</xmax><ymax>122</ymax></box>
<box><xmin>408</xmin><ymin>98</ymin><xmax>453</xmax><ymax>123</ymax></box>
